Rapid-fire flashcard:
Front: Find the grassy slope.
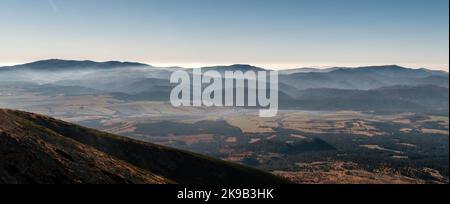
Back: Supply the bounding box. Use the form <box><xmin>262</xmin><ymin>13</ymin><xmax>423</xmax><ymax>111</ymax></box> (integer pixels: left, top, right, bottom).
<box><xmin>0</xmin><ymin>109</ymin><xmax>288</xmax><ymax>184</ymax></box>
<box><xmin>0</xmin><ymin>109</ymin><xmax>171</xmax><ymax>184</ymax></box>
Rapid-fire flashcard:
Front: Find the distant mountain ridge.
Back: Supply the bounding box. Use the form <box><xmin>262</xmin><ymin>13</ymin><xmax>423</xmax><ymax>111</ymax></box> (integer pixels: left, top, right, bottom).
<box><xmin>0</xmin><ymin>59</ymin><xmax>448</xmax><ymax>74</ymax></box>
<box><xmin>282</xmin><ymin>65</ymin><xmax>449</xmax><ymax>90</ymax></box>
<box><xmin>0</xmin><ymin>59</ymin><xmax>150</xmax><ymax>71</ymax></box>
<box><xmin>200</xmin><ymin>64</ymin><xmax>267</xmax><ymax>73</ymax></box>
<box><xmin>0</xmin><ymin>59</ymin><xmax>448</xmax><ymax>114</ymax></box>
<box><xmin>281</xmin><ymin>65</ymin><xmax>448</xmax><ymax>75</ymax></box>
<box><xmin>280</xmin><ymin>67</ymin><xmax>340</xmax><ymax>74</ymax></box>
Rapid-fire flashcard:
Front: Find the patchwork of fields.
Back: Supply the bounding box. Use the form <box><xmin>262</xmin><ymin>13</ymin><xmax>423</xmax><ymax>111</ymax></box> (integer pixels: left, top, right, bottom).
<box><xmin>1</xmin><ymin>88</ymin><xmax>447</xmax><ymax>183</ymax></box>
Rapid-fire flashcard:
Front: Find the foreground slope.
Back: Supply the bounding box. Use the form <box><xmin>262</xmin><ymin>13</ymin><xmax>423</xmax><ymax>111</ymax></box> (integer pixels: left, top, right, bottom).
<box><xmin>0</xmin><ymin>109</ymin><xmax>169</xmax><ymax>184</ymax></box>
<box><xmin>0</xmin><ymin>109</ymin><xmax>287</xmax><ymax>184</ymax></box>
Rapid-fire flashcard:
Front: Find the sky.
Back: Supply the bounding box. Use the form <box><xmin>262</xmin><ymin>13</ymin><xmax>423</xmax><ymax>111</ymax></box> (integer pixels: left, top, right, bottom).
<box><xmin>0</xmin><ymin>0</ymin><xmax>448</xmax><ymax>70</ymax></box>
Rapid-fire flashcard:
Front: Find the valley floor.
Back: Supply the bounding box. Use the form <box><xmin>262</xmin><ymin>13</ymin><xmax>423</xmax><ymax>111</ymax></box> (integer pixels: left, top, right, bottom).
<box><xmin>1</xmin><ymin>90</ymin><xmax>448</xmax><ymax>184</ymax></box>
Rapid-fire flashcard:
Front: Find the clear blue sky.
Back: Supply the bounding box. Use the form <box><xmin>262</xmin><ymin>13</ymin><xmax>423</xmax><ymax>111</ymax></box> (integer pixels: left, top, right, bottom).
<box><xmin>0</xmin><ymin>0</ymin><xmax>448</xmax><ymax>70</ymax></box>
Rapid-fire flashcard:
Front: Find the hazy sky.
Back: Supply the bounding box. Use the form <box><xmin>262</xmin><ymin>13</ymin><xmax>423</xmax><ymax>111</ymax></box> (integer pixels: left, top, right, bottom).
<box><xmin>0</xmin><ymin>0</ymin><xmax>448</xmax><ymax>70</ymax></box>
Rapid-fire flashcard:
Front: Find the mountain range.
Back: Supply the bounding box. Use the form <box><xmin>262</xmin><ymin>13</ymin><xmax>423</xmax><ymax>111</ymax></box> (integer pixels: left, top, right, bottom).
<box><xmin>0</xmin><ymin>59</ymin><xmax>448</xmax><ymax>184</ymax></box>
<box><xmin>0</xmin><ymin>59</ymin><xmax>150</xmax><ymax>71</ymax></box>
<box><xmin>0</xmin><ymin>59</ymin><xmax>448</xmax><ymax>114</ymax></box>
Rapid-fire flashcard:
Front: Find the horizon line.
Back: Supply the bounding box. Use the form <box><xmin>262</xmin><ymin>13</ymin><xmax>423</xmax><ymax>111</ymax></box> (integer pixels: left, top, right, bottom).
<box><xmin>0</xmin><ymin>59</ymin><xmax>448</xmax><ymax>72</ymax></box>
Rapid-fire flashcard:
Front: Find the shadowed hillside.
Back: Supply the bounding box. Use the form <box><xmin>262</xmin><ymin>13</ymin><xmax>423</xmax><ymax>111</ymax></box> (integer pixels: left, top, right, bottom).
<box><xmin>0</xmin><ymin>109</ymin><xmax>288</xmax><ymax>184</ymax></box>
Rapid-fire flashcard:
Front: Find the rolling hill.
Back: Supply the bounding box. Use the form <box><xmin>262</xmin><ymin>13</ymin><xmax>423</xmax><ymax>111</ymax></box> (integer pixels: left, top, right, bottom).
<box><xmin>292</xmin><ymin>85</ymin><xmax>449</xmax><ymax>113</ymax></box>
<box><xmin>0</xmin><ymin>109</ymin><xmax>288</xmax><ymax>184</ymax></box>
<box><xmin>281</xmin><ymin>65</ymin><xmax>449</xmax><ymax>90</ymax></box>
<box><xmin>199</xmin><ymin>64</ymin><xmax>267</xmax><ymax>73</ymax></box>
<box><xmin>0</xmin><ymin>59</ymin><xmax>150</xmax><ymax>71</ymax></box>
